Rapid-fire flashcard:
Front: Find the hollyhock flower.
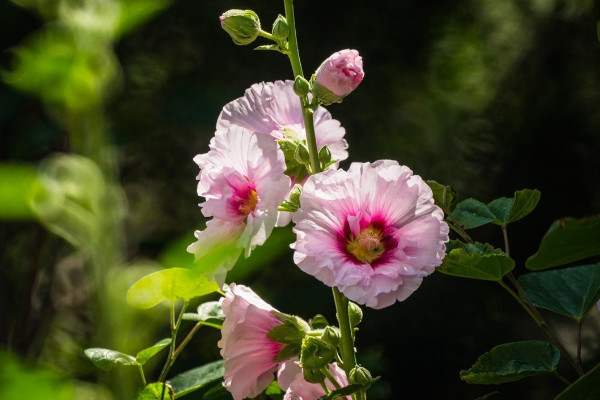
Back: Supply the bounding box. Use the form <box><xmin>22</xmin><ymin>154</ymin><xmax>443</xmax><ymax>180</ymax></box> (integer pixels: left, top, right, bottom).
<box><xmin>292</xmin><ymin>160</ymin><xmax>449</xmax><ymax>309</ymax></box>
<box><xmin>216</xmin><ymin>80</ymin><xmax>348</xmax><ymax>172</ymax></box>
<box><xmin>314</xmin><ymin>49</ymin><xmax>364</xmax><ymax>100</ymax></box>
<box><xmin>219</xmin><ymin>283</ymin><xmax>285</xmax><ymax>400</ymax></box>
<box><xmin>278</xmin><ymin>359</ymin><xmax>350</xmax><ymax>400</ymax></box>
<box><xmin>187</xmin><ymin>126</ymin><xmax>290</xmax><ymax>284</ymax></box>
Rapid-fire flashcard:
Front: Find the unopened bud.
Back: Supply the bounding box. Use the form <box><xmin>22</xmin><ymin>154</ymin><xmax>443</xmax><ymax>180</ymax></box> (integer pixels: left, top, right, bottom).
<box><xmin>219</xmin><ymin>9</ymin><xmax>261</xmax><ymax>46</ymax></box>
<box><xmin>289</xmin><ymin>184</ymin><xmax>302</xmax><ymax>208</ymax></box>
<box><xmin>300</xmin><ymin>336</ymin><xmax>335</xmax><ymax>371</ymax></box>
<box><xmin>321</xmin><ymin>326</ymin><xmax>340</xmax><ymax>348</ymax></box>
<box><xmin>294</xmin><ymin>143</ymin><xmax>310</xmax><ymax>166</ymax></box>
<box><xmin>293</xmin><ymin>75</ymin><xmax>311</xmax><ymax>97</ymax></box>
<box><xmin>349</xmin><ymin>365</ymin><xmax>373</xmax><ymax>385</ymax></box>
<box><xmin>272</xmin><ymin>14</ymin><xmax>289</xmax><ymax>41</ymax></box>
<box><xmin>318</xmin><ymin>145</ymin><xmax>332</xmax><ymax>165</ymax></box>
<box><xmin>348</xmin><ymin>301</ymin><xmax>363</xmax><ymax>327</ymax></box>
<box><xmin>313</xmin><ymin>49</ymin><xmax>364</xmax><ymax>105</ymax></box>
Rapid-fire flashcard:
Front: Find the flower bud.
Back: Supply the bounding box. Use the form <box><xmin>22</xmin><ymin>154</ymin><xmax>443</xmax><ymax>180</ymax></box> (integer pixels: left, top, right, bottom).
<box><xmin>293</xmin><ymin>75</ymin><xmax>311</xmax><ymax>97</ymax></box>
<box><xmin>349</xmin><ymin>365</ymin><xmax>373</xmax><ymax>385</ymax></box>
<box><xmin>294</xmin><ymin>142</ymin><xmax>310</xmax><ymax>166</ymax></box>
<box><xmin>318</xmin><ymin>145</ymin><xmax>332</xmax><ymax>165</ymax></box>
<box><xmin>300</xmin><ymin>336</ymin><xmax>335</xmax><ymax>371</ymax></box>
<box><xmin>272</xmin><ymin>14</ymin><xmax>289</xmax><ymax>41</ymax></box>
<box><xmin>219</xmin><ymin>9</ymin><xmax>261</xmax><ymax>46</ymax></box>
<box><xmin>288</xmin><ymin>184</ymin><xmax>302</xmax><ymax>208</ymax></box>
<box><xmin>348</xmin><ymin>301</ymin><xmax>363</xmax><ymax>327</ymax></box>
<box><xmin>313</xmin><ymin>49</ymin><xmax>364</xmax><ymax>105</ymax></box>
<box><xmin>320</xmin><ymin>326</ymin><xmax>340</xmax><ymax>348</ymax></box>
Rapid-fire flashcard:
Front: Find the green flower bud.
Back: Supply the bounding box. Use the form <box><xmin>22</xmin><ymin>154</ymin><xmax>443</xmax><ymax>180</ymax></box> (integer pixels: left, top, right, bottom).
<box><xmin>348</xmin><ymin>301</ymin><xmax>363</xmax><ymax>327</ymax></box>
<box><xmin>219</xmin><ymin>9</ymin><xmax>261</xmax><ymax>46</ymax></box>
<box><xmin>302</xmin><ymin>366</ymin><xmax>326</xmax><ymax>384</ymax></box>
<box><xmin>294</xmin><ymin>142</ymin><xmax>310</xmax><ymax>166</ymax></box>
<box><xmin>349</xmin><ymin>365</ymin><xmax>373</xmax><ymax>385</ymax></box>
<box><xmin>272</xmin><ymin>14</ymin><xmax>289</xmax><ymax>41</ymax></box>
<box><xmin>293</xmin><ymin>75</ymin><xmax>311</xmax><ymax>97</ymax></box>
<box><xmin>268</xmin><ymin>312</ymin><xmax>310</xmax><ymax>345</ymax></box>
<box><xmin>300</xmin><ymin>336</ymin><xmax>335</xmax><ymax>371</ymax></box>
<box><xmin>309</xmin><ymin>314</ymin><xmax>329</xmax><ymax>329</ymax></box>
<box><xmin>288</xmin><ymin>184</ymin><xmax>302</xmax><ymax>208</ymax></box>
<box><xmin>320</xmin><ymin>326</ymin><xmax>340</xmax><ymax>348</ymax></box>
<box><xmin>318</xmin><ymin>145</ymin><xmax>332</xmax><ymax>165</ymax></box>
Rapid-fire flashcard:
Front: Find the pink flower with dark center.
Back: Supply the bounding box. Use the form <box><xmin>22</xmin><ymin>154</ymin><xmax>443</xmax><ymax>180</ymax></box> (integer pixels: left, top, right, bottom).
<box><xmin>187</xmin><ymin>126</ymin><xmax>290</xmax><ymax>284</ymax></box>
<box><xmin>315</xmin><ymin>49</ymin><xmax>364</xmax><ymax>98</ymax></box>
<box><xmin>292</xmin><ymin>160</ymin><xmax>449</xmax><ymax>309</ymax></box>
<box><xmin>277</xmin><ymin>359</ymin><xmax>350</xmax><ymax>400</ymax></box>
<box><xmin>219</xmin><ymin>284</ymin><xmax>285</xmax><ymax>400</ymax></box>
<box><xmin>216</xmin><ymin>80</ymin><xmax>348</xmax><ymax>168</ymax></box>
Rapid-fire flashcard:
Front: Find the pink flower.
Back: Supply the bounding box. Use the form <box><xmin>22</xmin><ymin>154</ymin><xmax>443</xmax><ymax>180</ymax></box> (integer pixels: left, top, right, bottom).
<box><xmin>292</xmin><ymin>160</ymin><xmax>449</xmax><ymax>309</ymax></box>
<box><xmin>219</xmin><ymin>283</ymin><xmax>285</xmax><ymax>400</ymax></box>
<box><xmin>216</xmin><ymin>80</ymin><xmax>348</xmax><ymax>170</ymax></box>
<box><xmin>314</xmin><ymin>49</ymin><xmax>364</xmax><ymax>98</ymax></box>
<box><xmin>278</xmin><ymin>359</ymin><xmax>351</xmax><ymax>400</ymax></box>
<box><xmin>187</xmin><ymin>126</ymin><xmax>290</xmax><ymax>284</ymax></box>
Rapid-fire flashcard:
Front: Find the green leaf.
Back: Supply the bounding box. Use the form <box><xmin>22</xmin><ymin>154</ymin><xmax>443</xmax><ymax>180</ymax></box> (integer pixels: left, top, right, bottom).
<box><xmin>526</xmin><ymin>216</ymin><xmax>600</xmax><ymax>271</ymax></box>
<box><xmin>555</xmin><ymin>361</ymin><xmax>600</xmax><ymax>400</ymax></box>
<box><xmin>116</xmin><ymin>0</ymin><xmax>171</xmax><ymax>38</ymax></box>
<box><xmin>426</xmin><ymin>180</ymin><xmax>458</xmax><ymax>212</ymax></box>
<box><xmin>518</xmin><ymin>263</ymin><xmax>600</xmax><ymax>321</ymax></box>
<box><xmin>135</xmin><ymin>338</ymin><xmax>172</xmax><ymax>365</ymax></box>
<box><xmin>460</xmin><ymin>340</ymin><xmax>560</xmax><ymax>384</ymax></box>
<box><xmin>0</xmin><ymin>163</ymin><xmax>38</xmax><ymax>219</ymax></box>
<box><xmin>167</xmin><ymin>360</ymin><xmax>225</xmax><ymax>399</ymax></box>
<box><xmin>452</xmin><ymin>189</ymin><xmax>540</xmax><ymax>228</ymax></box>
<box><xmin>438</xmin><ymin>241</ymin><xmax>515</xmax><ymax>281</ymax></box>
<box><xmin>84</xmin><ymin>348</ymin><xmax>136</xmax><ymax>371</ymax></box>
<box><xmin>126</xmin><ymin>268</ymin><xmax>219</xmax><ymax>309</ymax></box>
<box><xmin>197</xmin><ymin>301</ymin><xmax>224</xmax><ymax>321</ymax></box>
<box><xmin>452</xmin><ymin>198</ymin><xmax>497</xmax><ymax>229</ymax></box>
<box><xmin>505</xmin><ymin>189</ymin><xmax>540</xmax><ymax>224</ymax></box>
<box><xmin>136</xmin><ymin>382</ymin><xmax>174</xmax><ymax>400</ymax></box>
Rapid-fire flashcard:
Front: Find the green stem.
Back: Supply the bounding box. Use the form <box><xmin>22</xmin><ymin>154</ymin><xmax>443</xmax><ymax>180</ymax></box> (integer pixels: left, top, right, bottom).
<box><xmin>498</xmin><ymin>280</ymin><xmax>583</xmax><ymax>376</ymax></box>
<box><xmin>158</xmin><ymin>300</ymin><xmax>189</xmax><ymax>382</ymax></box>
<box><xmin>322</xmin><ymin>366</ymin><xmax>343</xmax><ymax>391</ymax></box>
<box><xmin>137</xmin><ymin>364</ymin><xmax>147</xmax><ymax>386</ymax></box>
<box><xmin>283</xmin><ymin>0</ymin><xmax>320</xmax><ymax>174</ymax></box>
<box><xmin>577</xmin><ymin>319</ymin><xmax>582</xmax><ymax>370</ymax></box>
<box><xmin>553</xmin><ymin>370</ymin><xmax>572</xmax><ymax>386</ymax></box>
<box><xmin>332</xmin><ymin>288</ymin><xmax>356</xmax><ymax>374</ymax></box>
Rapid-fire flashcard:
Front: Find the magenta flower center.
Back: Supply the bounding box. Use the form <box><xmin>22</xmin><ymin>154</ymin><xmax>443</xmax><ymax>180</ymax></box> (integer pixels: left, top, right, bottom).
<box><xmin>346</xmin><ymin>225</ymin><xmax>385</xmax><ymax>264</ymax></box>
<box><xmin>228</xmin><ymin>181</ymin><xmax>258</xmax><ymax>217</ymax></box>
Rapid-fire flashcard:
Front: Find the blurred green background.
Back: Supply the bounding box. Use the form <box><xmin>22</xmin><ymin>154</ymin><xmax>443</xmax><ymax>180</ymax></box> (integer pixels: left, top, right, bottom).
<box><xmin>2</xmin><ymin>0</ymin><xmax>600</xmax><ymax>399</ymax></box>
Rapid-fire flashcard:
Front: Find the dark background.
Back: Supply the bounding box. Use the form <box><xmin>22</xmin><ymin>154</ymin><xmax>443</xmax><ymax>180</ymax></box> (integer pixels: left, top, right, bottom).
<box><xmin>2</xmin><ymin>1</ymin><xmax>600</xmax><ymax>399</ymax></box>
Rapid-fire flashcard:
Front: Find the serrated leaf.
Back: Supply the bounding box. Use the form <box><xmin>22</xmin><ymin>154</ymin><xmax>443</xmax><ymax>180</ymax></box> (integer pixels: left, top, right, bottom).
<box><xmin>84</xmin><ymin>348</ymin><xmax>136</xmax><ymax>371</ymax></box>
<box><xmin>460</xmin><ymin>341</ymin><xmax>559</xmax><ymax>384</ymax></box>
<box><xmin>136</xmin><ymin>382</ymin><xmax>174</xmax><ymax>400</ymax></box>
<box><xmin>126</xmin><ymin>268</ymin><xmax>219</xmax><ymax>309</ymax></box>
<box><xmin>438</xmin><ymin>241</ymin><xmax>515</xmax><ymax>281</ymax></box>
<box><xmin>554</xmin><ymin>361</ymin><xmax>600</xmax><ymax>400</ymax></box>
<box><xmin>527</xmin><ymin>216</ymin><xmax>600</xmax><ymax>270</ymax></box>
<box><xmin>135</xmin><ymin>338</ymin><xmax>172</xmax><ymax>365</ymax></box>
<box><xmin>167</xmin><ymin>360</ymin><xmax>225</xmax><ymax>399</ymax></box>
<box><xmin>426</xmin><ymin>180</ymin><xmax>458</xmax><ymax>212</ymax></box>
<box><xmin>518</xmin><ymin>263</ymin><xmax>600</xmax><ymax>321</ymax></box>
<box><xmin>452</xmin><ymin>198</ymin><xmax>496</xmax><ymax>229</ymax></box>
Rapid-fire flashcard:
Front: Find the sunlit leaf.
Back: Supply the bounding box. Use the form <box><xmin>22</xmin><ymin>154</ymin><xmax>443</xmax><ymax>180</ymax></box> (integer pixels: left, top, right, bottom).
<box><xmin>555</xmin><ymin>361</ymin><xmax>600</xmax><ymax>400</ymax></box>
<box><xmin>84</xmin><ymin>348</ymin><xmax>136</xmax><ymax>371</ymax></box>
<box><xmin>167</xmin><ymin>360</ymin><xmax>225</xmax><ymax>399</ymax></box>
<box><xmin>0</xmin><ymin>163</ymin><xmax>38</xmax><ymax>219</ymax></box>
<box><xmin>526</xmin><ymin>216</ymin><xmax>600</xmax><ymax>270</ymax></box>
<box><xmin>136</xmin><ymin>382</ymin><xmax>173</xmax><ymax>400</ymax></box>
<box><xmin>135</xmin><ymin>338</ymin><xmax>172</xmax><ymax>365</ymax></box>
<box><xmin>452</xmin><ymin>198</ymin><xmax>496</xmax><ymax>229</ymax></box>
<box><xmin>518</xmin><ymin>263</ymin><xmax>600</xmax><ymax>321</ymax></box>
<box><xmin>460</xmin><ymin>341</ymin><xmax>559</xmax><ymax>384</ymax></box>
<box><xmin>126</xmin><ymin>268</ymin><xmax>219</xmax><ymax>309</ymax></box>
<box><xmin>438</xmin><ymin>241</ymin><xmax>515</xmax><ymax>281</ymax></box>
